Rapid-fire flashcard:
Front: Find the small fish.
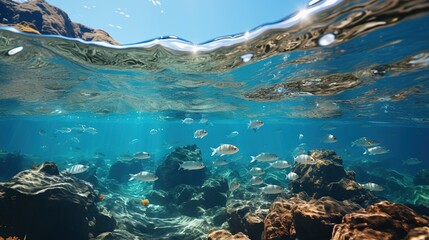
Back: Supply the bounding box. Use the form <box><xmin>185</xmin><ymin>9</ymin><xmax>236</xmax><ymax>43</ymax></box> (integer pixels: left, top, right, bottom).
<box><xmin>266</xmin><ymin>160</ymin><xmax>291</xmax><ymax>169</ymax></box>
<box><xmin>286</xmin><ymin>172</ymin><xmax>299</xmax><ymax>181</ymax></box>
<box><xmin>363</xmin><ymin>146</ymin><xmax>390</xmax><ymax>155</ymax></box>
<box><xmin>298</xmin><ymin>133</ymin><xmax>304</xmax><ymax>141</ymax></box>
<box><xmin>39</xmin><ymin>129</ymin><xmax>46</xmax><ymax>136</ymax></box>
<box><xmin>129</xmin><ymin>138</ymin><xmax>140</xmax><ymax>144</ymax></box>
<box><xmin>94</xmin><ymin>152</ymin><xmax>105</xmax><ymax>159</ymax></box>
<box><xmin>213</xmin><ymin>159</ymin><xmax>228</xmax><ymax>166</ymax></box>
<box><xmin>402</xmin><ymin>157</ymin><xmax>422</xmax><ymax>165</ymax></box>
<box><xmin>129</xmin><ymin>171</ymin><xmax>158</xmax><ymax>182</ymax></box>
<box><xmin>149</xmin><ymin>129</ymin><xmax>158</xmax><ymax>135</ymax></box>
<box><xmin>210</xmin><ymin>144</ymin><xmax>239</xmax><ymax>156</ymax></box>
<box><xmin>65</xmin><ymin>164</ymin><xmax>88</xmax><ymax>174</ymax></box>
<box><xmin>250</xmin><ymin>176</ymin><xmax>264</xmax><ymax>185</ymax></box>
<box><xmin>250</xmin><ymin>153</ymin><xmax>279</xmax><ymax>163</ymax></box>
<box><xmin>8</xmin><ymin>46</ymin><xmax>24</xmax><ymax>56</ymax></box>
<box><xmin>56</xmin><ymin>127</ymin><xmax>72</xmax><ymax>134</ymax></box>
<box><xmin>248</xmin><ymin>120</ymin><xmax>264</xmax><ymax>131</ymax></box>
<box><xmin>70</xmin><ymin>137</ymin><xmax>80</xmax><ymax>143</ymax></box>
<box><xmin>292</xmin><ymin>146</ymin><xmax>306</xmax><ymax>157</ymax></box>
<box><xmin>178</xmin><ymin>161</ymin><xmax>205</xmax><ymax>170</ymax></box>
<box><xmin>182</xmin><ymin>118</ymin><xmax>194</xmax><ymax>124</ymax></box>
<box><xmin>294</xmin><ymin>154</ymin><xmax>317</xmax><ymax>165</ymax></box>
<box><xmin>227</xmin><ymin>131</ymin><xmax>239</xmax><ymax>138</ymax></box>
<box><xmin>133</xmin><ymin>151</ymin><xmax>151</xmax><ymax>160</ymax></box>
<box><xmin>82</xmin><ymin>126</ymin><xmax>98</xmax><ymax>135</ymax></box>
<box><xmin>229</xmin><ymin>181</ymin><xmax>240</xmax><ymax>192</ymax></box>
<box><xmin>249</xmin><ymin>167</ymin><xmax>265</xmax><ymax>176</ymax></box>
<box><xmin>194</xmin><ymin>129</ymin><xmax>208</xmax><ymax>139</ymax></box>
<box><xmin>351</xmin><ymin>137</ymin><xmax>380</xmax><ymax>147</ymax></box>
<box><xmin>360</xmin><ymin>182</ymin><xmax>384</xmax><ymax>191</ymax></box>
<box><xmin>323</xmin><ymin>134</ymin><xmax>337</xmax><ymax>143</ymax></box>
<box><xmin>199</xmin><ymin>116</ymin><xmax>208</xmax><ymax>124</ymax></box>
<box><xmin>260</xmin><ymin>184</ymin><xmax>284</xmax><ymax>194</ymax></box>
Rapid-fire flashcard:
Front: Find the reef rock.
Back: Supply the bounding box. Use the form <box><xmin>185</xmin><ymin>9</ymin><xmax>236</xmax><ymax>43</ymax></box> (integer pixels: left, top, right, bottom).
<box><xmin>0</xmin><ymin>161</ymin><xmax>115</xmax><ymax>240</ymax></box>
<box><xmin>414</xmin><ymin>169</ymin><xmax>429</xmax><ymax>186</ymax></box>
<box><xmin>332</xmin><ymin>201</ymin><xmax>429</xmax><ymax>240</ymax></box>
<box><xmin>108</xmin><ymin>160</ymin><xmax>143</xmax><ymax>183</ymax></box>
<box><xmin>405</xmin><ymin>227</ymin><xmax>429</xmax><ymax>240</ymax></box>
<box><xmin>208</xmin><ymin>229</ymin><xmax>251</xmax><ymax>240</ymax></box>
<box><xmin>154</xmin><ymin>145</ymin><xmax>208</xmax><ymax>191</ymax></box>
<box><xmin>290</xmin><ymin>149</ymin><xmax>376</xmax><ymax>206</ymax></box>
<box><xmin>0</xmin><ymin>0</ymin><xmax>118</xmax><ymax>45</ymax></box>
<box><xmin>263</xmin><ymin>194</ymin><xmax>360</xmax><ymax>240</ymax></box>
<box><xmin>0</xmin><ymin>152</ymin><xmax>26</xmax><ymax>180</ymax></box>
<box><xmin>227</xmin><ymin>198</ymin><xmax>271</xmax><ymax>240</ymax></box>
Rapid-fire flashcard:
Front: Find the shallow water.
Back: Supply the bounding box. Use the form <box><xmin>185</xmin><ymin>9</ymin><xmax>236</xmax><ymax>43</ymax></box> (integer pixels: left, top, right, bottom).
<box><xmin>0</xmin><ymin>0</ymin><xmax>429</xmax><ymax>239</ymax></box>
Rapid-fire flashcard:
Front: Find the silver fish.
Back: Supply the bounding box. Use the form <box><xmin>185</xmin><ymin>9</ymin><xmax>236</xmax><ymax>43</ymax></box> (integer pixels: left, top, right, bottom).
<box><xmin>360</xmin><ymin>182</ymin><xmax>383</xmax><ymax>191</ymax></box>
<box><xmin>179</xmin><ymin>161</ymin><xmax>205</xmax><ymax>170</ymax></box>
<box><xmin>182</xmin><ymin>118</ymin><xmax>194</xmax><ymax>124</ymax></box>
<box><xmin>250</xmin><ymin>176</ymin><xmax>264</xmax><ymax>185</ymax></box>
<box><xmin>323</xmin><ymin>134</ymin><xmax>337</xmax><ymax>143</ymax></box>
<box><xmin>352</xmin><ymin>137</ymin><xmax>380</xmax><ymax>147</ymax></box>
<box><xmin>363</xmin><ymin>146</ymin><xmax>389</xmax><ymax>155</ymax></box>
<box><xmin>286</xmin><ymin>172</ymin><xmax>299</xmax><ymax>181</ymax></box>
<box><xmin>249</xmin><ymin>167</ymin><xmax>265</xmax><ymax>176</ymax></box>
<box><xmin>133</xmin><ymin>151</ymin><xmax>151</xmax><ymax>160</ymax></box>
<box><xmin>248</xmin><ymin>120</ymin><xmax>264</xmax><ymax>131</ymax></box>
<box><xmin>294</xmin><ymin>154</ymin><xmax>317</xmax><ymax>165</ymax></box>
<box><xmin>227</xmin><ymin>131</ymin><xmax>239</xmax><ymax>138</ymax></box>
<box><xmin>266</xmin><ymin>160</ymin><xmax>291</xmax><ymax>169</ymax></box>
<box><xmin>194</xmin><ymin>129</ymin><xmax>208</xmax><ymax>139</ymax></box>
<box><xmin>250</xmin><ymin>153</ymin><xmax>279</xmax><ymax>163</ymax></box>
<box><xmin>210</xmin><ymin>144</ymin><xmax>239</xmax><ymax>156</ymax></box>
<box><xmin>260</xmin><ymin>184</ymin><xmax>284</xmax><ymax>194</ymax></box>
<box><xmin>213</xmin><ymin>159</ymin><xmax>228</xmax><ymax>166</ymax></box>
<box><xmin>65</xmin><ymin>164</ymin><xmax>88</xmax><ymax>174</ymax></box>
<box><xmin>129</xmin><ymin>171</ymin><xmax>158</xmax><ymax>182</ymax></box>
<box><xmin>402</xmin><ymin>157</ymin><xmax>422</xmax><ymax>165</ymax></box>
<box><xmin>229</xmin><ymin>181</ymin><xmax>240</xmax><ymax>192</ymax></box>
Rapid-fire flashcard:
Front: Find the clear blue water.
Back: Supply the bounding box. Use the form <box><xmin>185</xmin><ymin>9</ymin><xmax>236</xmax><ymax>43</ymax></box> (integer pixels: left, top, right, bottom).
<box><xmin>0</xmin><ymin>0</ymin><xmax>429</xmax><ymax>239</ymax></box>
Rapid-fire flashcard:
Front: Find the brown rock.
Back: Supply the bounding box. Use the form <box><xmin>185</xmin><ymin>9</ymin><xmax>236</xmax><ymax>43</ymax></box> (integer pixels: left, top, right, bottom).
<box><xmin>208</xmin><ymin>229</ymin><xmax>251</xmax><ymax>240</ymax></box>
<box><xmin>405</xmin><ymin>227</ymin><xmax>429</xmax><ymax>240</ymax></box>
<box><xmin>332</xmin><ymin>201</ymin><xmax>429</xmax><ymax>240</ymax></box>
<box><xmin>0</xmin><ymin>0</ymin><xmax>118</xmax><ymax>45</ymax></box>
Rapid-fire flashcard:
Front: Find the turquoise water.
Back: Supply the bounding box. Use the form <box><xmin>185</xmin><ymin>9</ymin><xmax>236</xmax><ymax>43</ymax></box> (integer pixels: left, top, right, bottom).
<box><xmin>1</xmin><ymin>0</ymin><xmax>429</xmax><ymax>239</ymax></box>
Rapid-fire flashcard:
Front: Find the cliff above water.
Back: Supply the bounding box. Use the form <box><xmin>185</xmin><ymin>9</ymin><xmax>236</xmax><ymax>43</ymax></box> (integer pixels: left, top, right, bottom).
<box><xmin>0</xmin><ymin>0</ymin><xmax>119</xmax><ymax>45</ymax></box>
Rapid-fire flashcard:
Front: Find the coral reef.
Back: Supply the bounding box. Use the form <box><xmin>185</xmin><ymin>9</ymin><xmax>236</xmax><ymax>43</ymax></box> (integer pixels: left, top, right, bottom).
<box><xmin>0</xmin><ymin>161</ymin><xmax>115</xmax><ymax>240</ymax></box>
<box><xmin>154</xmin><ymin>144</ymin><xmax>208</xmax><ymax>191</ymax></box>
<box><xmin>332</xmin><ymin>201</ymin><xmax>429</xmax><ymax>240</ymax></box>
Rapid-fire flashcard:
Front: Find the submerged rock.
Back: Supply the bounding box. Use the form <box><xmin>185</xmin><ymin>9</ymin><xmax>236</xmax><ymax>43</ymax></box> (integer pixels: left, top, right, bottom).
<box><xmin>108</xmin><ymin>160</ymin><xmax>143</xmax><ymax>183</ymax></box>
<box><xmin>0</xmin><ymin>161</ymin><xmax>115</xmax><ymax>240</ymax></box>
<box><xmin>154</xmin><ymin>145</ymin><xmax>208</xmax><ymax>191</ymax></box>
<box><xmin>208</xmin><ymin>229</ymin><xmax>251</xmax><ymax>240</ymax></box>
<box><xmin>332</xmin><ymin>201</ymin><xmax>429</xmax><ymax>240</ymax></box>
<box><xmin>290</xmin><ymin>149</ymin><xmax>377</xmax><ymax>206</ymax></box>
<box><xmin>414</xmin><ymin>169</ymin><xmax>429</xmax><ymax>186</ymax></box>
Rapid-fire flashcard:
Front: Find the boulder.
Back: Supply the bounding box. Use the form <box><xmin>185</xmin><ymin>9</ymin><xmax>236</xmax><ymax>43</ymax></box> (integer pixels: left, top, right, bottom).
<box><xmin>332</xmin><ymin>201</ymin><xmax>429</xmax><ymax>240</ymax></box>
<box><xmin>208</xmin><ymin>229</ymin><xmax>251</xmax><ymax>240</ymax></box>
<box><xmin>290</xmin><ymin>149</ymin><xmax>377</xmax><ymax>206</ymax></box>
<box><xmin>154</xmin><ymin>145</ymin><xmax>208</xmax><ymax>191</ymax></box>
<box><xmin>0</xmin><ymin>162</ymin><xmax>115</xmax><ymax>240</ymax></box>
<box><xmin>414</xmin><ymin>169</ymin><xmax>429</xmax><ymax>186</ymax></box>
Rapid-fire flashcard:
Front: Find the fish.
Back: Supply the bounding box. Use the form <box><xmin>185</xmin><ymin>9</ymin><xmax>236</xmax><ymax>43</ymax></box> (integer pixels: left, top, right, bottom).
<box><xmin>266</xmin><ymin>160</ymin><xmax>291</xmax><ymax>169</ymax></box>
<box><xmin>129</xmin><ymin>138</ymin><xmax>140</xmax><ymax>144</ymax></box>
<box><xmin>260</xmin><ymin>184</ymin><xmax>284</xmax><ymax>194</ymax></box>
<box><xmin>250</xmin><ymin>176</ymin><xmax>264</xmax><ymax>185</ymax></box>
<box><xmin>294</xmin><ymin>154</ymin><xmax>317</xmax><ymax>164</ymax></box>
<box><xmin>56</xmin><ymin>127</ymin><xmax>72</xmax><ymax>134</ymax></box>
<box><xmin>117</xmin><ymin>154</ymin><xmax>134</xmax><ymax>161</ymax></box>
<box><xmin>194</xmin><ymin>129</ymin><xmax>208</xmax><ymax>139</ymax></box>
<box><xmin>8</xmin><ymin>46</ymin><xmax>24</xmax><ymax>56</ymax></box>
<box><xmin>250</xmin><ymin>153</ymin><xmax>279</xmax><ymax>163</ymax></box>
<box><xmin>149</xmin><ymin>129</ymin><xmax>158</xmax><ymax>135</ymax></box>
<box><xmin>38</xmin><ymin>129</ymin><xmax>46</xmax><ymax>136</ymax></box>
<box><xmin>179</xmin><ymin>161</ymin><xmax>205</xmax><ymax>170</ymax></box>
<box><xmin>323</xmin><ymin>134</ymin><xmax>337</xmax><ymax>143</ymax></box>
<box><xmin>199</xmin><ymin>116</ymin><xmax>208</xmax><ymax>124</ymax></box>
<box><xmin>226</xmin><ymin>131</ymin><xmax>239</xmax><ymax>138</ymax></box>
<box><xmin>286</xmin><ymin>172</ymin><xmax>299</xmax><ymax>181</ymax></box>
<box><xmin>292</xmin><ymin>146</ymin><xmax>306</xmax><ymax>157</ymax></box>
<box><xmin>213</xmin><ymin>159</ymin><xmax>228</xmax><ymax>166</ymax></box>
<box><xmin>402</xmin><ymin>157</ymin><xmax>422</xmax><ymax>165</ymax></box>
<box><xmin>299</xmin><ymin>133</ymin><xmax>304</xmax><ymax>141</ymax></box>
<box><xmin>129</xmin><ymin>171</ymin><xmax>158</xmax><ymax>182</ymax></box>
<box><xmin>182</xmin><ymin>118</ymin><xmax>194</xmax><ymax>124</ymax></box>
<box><xmin>229</xmin><ymin>181</ymin><xmax>240</xmax><ymax>192</ymax></box>
<box><xmin>70</xmin><ymin>137</ymin><xmax>80</xmax><ymax>143</ymax></box>
<box><xmin>363</xmin><ymin>146</ymin><xmax>390</xmax><ymax>155</ymax></box>
<box><xmin>249</xmin><ymin>167</ymin><xmax>265</xmax><ymax>176</ymax></box>
<box><xmin>65</xmin><ymin>164</ymin><xmax>88</xmax><ymax>174</ymax></box>
<box><xmin>360</xmin><ymin>182</ymin><xmax>384</xmax><ymax>191</ymax></box>
<box><xmin>248</xmin><ymin>120</ymin><xmax>264</xmax><ymax>131</ymax></box>
<box><xmin>351</xmin><ymin>137</ymin><xmax>380</xmax><ymax>147</ymax></box>
<box><xmin>133</xmin><ymin>151</ymin><xmax>151</xmax><ymax>160</ymax></box>
<box><xmin>82</xmin><ymin>125</ymin><xmax>98</xmax><ymax>135</ymax></box>
<box><xmin>210</xmin><ymin>144</ymin><xmax>239</xmax><ymax>156</ymax></box>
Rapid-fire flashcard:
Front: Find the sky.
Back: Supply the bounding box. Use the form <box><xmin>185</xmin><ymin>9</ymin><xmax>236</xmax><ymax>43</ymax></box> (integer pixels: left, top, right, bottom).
<box><xmin>46</xmin><ymin>0</ymin><xmax>308</xmax><ymax>44</ymax></box>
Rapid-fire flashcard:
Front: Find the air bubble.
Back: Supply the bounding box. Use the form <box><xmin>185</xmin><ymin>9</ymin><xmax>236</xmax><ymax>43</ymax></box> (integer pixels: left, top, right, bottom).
<box><xmin>7</xmin><ymin>46</ymin><xmax>24</xmax><ymax>56</ymax></box>
<box><xmin>240</xmin><ymin>53</ymin><xmax>253</xmax><ymax>63</ymax></box>
<box><xmin>318</xmin><ymin>33</ymin><xmax>335</xmax><ymax>47</ymax></box>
